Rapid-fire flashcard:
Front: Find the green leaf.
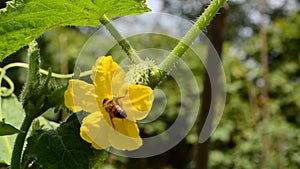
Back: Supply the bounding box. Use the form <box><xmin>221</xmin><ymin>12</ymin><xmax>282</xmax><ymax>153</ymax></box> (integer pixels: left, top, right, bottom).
<box><xmin>0</xmin><ymin>121</ymin><xmax>23</xmax><ymax>136</ymax></box>
<box><xmin>22</xmin><ymin>113</ymin><xmax>108</xmax><ymax>169</ymax></box>
<box><xmin>0</xmin><ymin>93</ymin><xmax>25</xmax><ymax>164</ymax></box>
<box><xmin>38</xmin><ymin>114</ymin><xmax>60</xmax><ymax>130</ymax></box>
<box><xmin>0</xmin><ymin>0</ymin><xmax>150</xmax><ymax>60</ymax></box>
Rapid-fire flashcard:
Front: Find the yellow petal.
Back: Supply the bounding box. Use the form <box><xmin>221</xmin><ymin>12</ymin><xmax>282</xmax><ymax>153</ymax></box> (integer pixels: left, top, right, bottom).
<box><xmin>80</xmin><ymin>112</ymin><xmax>114</xmax><ymax>150</ymax></box>
<box><xmin>80</xmin><ymin>127</ymin><xmax>105</xmax><ymax>149</ymax></box>
<box><xmin>90</xmin><ymin>56</ymin><xmax>125</xmax><ymax>100</ymax></box>
<box><xmin>119</xmin><ymin>85</ymin><xmax>154</xmax><ymax>121</ymax></box>
<box><xmin>109</xmin><ymin>118</ymin><xmax>143</xmax><ymax>151</ymax></box>
<box><xmin>64</xmin><ymin>79</ymin><xmax>99</xmax><ymax>113</ymax></box>
<box><xmin>111</xmin><ymin>68</ymin><xmax>126</xmax><ymax>97</ymax></box>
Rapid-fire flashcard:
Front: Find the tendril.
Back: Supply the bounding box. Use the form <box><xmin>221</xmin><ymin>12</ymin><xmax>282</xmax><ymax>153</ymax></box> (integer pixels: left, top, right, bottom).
<box><xmin>0</xmin><ymin>62</ymin><xmax>92</xmax><ymax>98</ymax></box>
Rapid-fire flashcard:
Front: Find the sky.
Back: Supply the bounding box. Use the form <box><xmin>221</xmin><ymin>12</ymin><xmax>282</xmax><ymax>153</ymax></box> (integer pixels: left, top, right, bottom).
<box><xmin>146</xmin><ymin>0</ymin><xmax>162</xmax><ymax>12</ymax></box>
<box><xmin>146</xmin><ymin>0</ymin><xmax>299</xmax><ymax>13</ymax></box>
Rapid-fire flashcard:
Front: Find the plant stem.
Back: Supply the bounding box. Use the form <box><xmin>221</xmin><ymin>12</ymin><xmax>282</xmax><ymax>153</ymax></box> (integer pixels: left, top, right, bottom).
<box><xmin>159</xmin><ymin>0</ymin><xmax>226</xmax><ymax>73</ymax></box>
<box><xmin>10</xmin><ymin>115</ymin><xmax>34</xmax><ymax>169</ymax></box>
<box><xmin>21</xmin><ymin>41</ymin><xmax>41</xmax><ymax>103</ymax></box>
<box><xmin>99</xmin><ymin>14</ymin><xmax>141</xmax><ymax>64</ymax></box>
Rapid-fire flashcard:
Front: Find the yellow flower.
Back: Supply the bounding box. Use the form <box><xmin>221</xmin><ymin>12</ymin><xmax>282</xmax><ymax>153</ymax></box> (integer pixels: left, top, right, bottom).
<box><xmin>64</xmin><ymin>56</ymin><xmax>153</xmax><ymax>151</ymax></box>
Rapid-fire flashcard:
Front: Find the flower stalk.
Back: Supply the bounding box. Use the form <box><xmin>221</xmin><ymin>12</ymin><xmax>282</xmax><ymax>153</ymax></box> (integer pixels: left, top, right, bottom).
<box><xmin>158</xmin><ymin>0</ymin><xmax>226</xmax><ymax>74</ymax></box>
<box><xmin>100</xmin><ymin>15</ymin><xmax>141</xmax><ymax>64</ymax></box>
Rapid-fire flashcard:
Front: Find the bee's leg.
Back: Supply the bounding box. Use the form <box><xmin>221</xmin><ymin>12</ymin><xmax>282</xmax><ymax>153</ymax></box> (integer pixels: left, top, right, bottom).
<box><xmin>114</xmin><ymin>89</ymin><xmax>129</xmax><ymax>101</ymax></box>
<box><xmin>109</xmin><ymin>114</ymin><xmax>116</xmax><ymax>129</ymax></box>
<box><xmin>123</xmin><ymin>89</ymin><xmax>128</xmax><ymax>97</ymax></box>
<box><xmin>113</xmin><ymin>89</ymin><xmax>129</xmax><ymax>109</ymax></box>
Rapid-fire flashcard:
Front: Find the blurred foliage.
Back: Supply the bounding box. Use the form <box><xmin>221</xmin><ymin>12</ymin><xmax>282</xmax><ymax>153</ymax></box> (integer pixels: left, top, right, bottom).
<box><xmin>39</xmin><ymin>27</ymin><xmax>88</xmax><ymax>74</ymax></box>
<box><xmin>210</xmin><ymin>12</ymin><xmax>300</xmax><ymax>169</ymax></box>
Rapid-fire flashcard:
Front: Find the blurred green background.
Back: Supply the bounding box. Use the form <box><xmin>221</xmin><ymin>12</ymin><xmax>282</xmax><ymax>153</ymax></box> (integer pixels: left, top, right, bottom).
<box><xmin>0</xmin><ymin>0</ymin><xmax>299</xmax><ymax>169</ymax></box>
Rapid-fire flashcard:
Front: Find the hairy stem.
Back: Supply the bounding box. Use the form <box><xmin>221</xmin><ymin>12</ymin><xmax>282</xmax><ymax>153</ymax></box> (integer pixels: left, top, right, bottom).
<box><xmin>159</xmin><ymin>0</ymin><xmax>226</xmax><ymax>73</ymax></box>
<box><xmin>21</xmin><ymin>41</ymin><xmax>41</xmax><ymax>103</ymax></box>
<box><xmin>99</xmin><ymin>14</ymin><xmax>141</xmax><ymax>64</ymax></box>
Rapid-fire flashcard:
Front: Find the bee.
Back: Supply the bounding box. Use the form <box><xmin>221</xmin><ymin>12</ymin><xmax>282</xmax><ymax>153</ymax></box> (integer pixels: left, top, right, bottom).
<box><xmin>103</xmin><ymin>97</ymin><xmax>127</xmax><ymax>128</ymax></box>
<box><xmin>103</xmin><ymin>97</ymin><xmax>127</xmax><ymax>120</ymax></box>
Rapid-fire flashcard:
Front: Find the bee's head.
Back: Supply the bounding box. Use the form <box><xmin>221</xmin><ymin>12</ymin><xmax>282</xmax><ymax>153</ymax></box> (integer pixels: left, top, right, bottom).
<box><xmin>103</xmin><ymin>98</ymin><xmax>109</xmax><ymax>104</ymax></box>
